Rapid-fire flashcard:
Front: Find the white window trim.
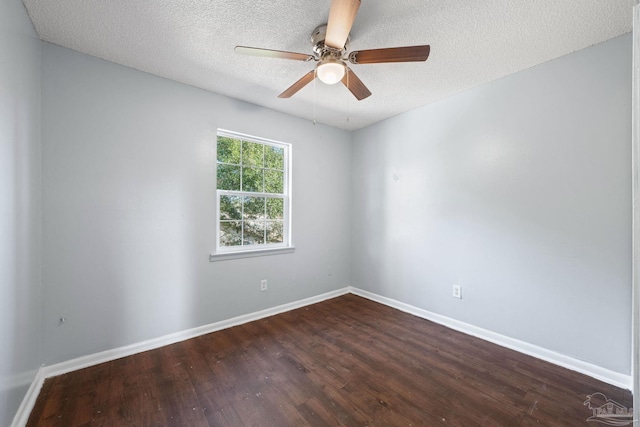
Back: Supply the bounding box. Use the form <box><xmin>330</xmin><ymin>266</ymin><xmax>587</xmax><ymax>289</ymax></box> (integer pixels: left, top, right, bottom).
<box><xmin>211</xmin><ymin>129</ymin><xmax>294</xmax><ymax>261</ymax></box>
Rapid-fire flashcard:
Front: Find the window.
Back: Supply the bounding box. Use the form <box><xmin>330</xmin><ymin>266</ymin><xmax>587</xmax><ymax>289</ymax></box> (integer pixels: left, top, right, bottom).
<box><xmin>213</xmin><ymin>130</ymin><xmax>292</xmax><ymax>258</ymax></box>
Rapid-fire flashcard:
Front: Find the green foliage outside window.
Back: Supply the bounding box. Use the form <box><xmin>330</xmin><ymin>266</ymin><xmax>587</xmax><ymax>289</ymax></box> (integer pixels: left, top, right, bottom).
<box><xmin>217</xmin><ymin>135</ymin><xmax>286</xmax><ymax>247</ymax></box>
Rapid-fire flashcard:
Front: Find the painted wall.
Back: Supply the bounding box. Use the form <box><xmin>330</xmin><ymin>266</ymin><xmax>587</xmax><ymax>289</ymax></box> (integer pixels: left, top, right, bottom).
<box><xmin>351</xmin><ymin>34</ymin><xmax>632</xmax><ymax>374</ymax></box>
<box><xmin>41</xmin><ymin>43</ymin><xmax>352</xmax><ymax>364</ymax></box>
<box><xmin>0</xmin><ymin>0</ymin><xmax>41</xmax><ymax>424</ymax></box>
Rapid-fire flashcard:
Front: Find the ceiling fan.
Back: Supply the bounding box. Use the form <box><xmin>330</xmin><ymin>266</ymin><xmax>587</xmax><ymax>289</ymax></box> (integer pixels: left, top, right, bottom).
<box><xmin>234</xmin><ymin>0</ymin><xmax>430</xmax><ymax>101</ymax></box>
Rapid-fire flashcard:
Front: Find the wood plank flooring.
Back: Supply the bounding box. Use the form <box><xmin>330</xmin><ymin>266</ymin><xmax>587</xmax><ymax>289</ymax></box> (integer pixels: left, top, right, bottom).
<box><xmin>27</xmin><ymin>294</ymin><xmax>632</xmax><ymax>426</ymax></box>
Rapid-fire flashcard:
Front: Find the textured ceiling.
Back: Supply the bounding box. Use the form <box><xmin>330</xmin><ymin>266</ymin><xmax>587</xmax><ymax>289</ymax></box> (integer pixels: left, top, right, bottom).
<box><xmin>23</xmin><ymin>0</ymin><xmax>633</xmax><ymax>130</ymax></box>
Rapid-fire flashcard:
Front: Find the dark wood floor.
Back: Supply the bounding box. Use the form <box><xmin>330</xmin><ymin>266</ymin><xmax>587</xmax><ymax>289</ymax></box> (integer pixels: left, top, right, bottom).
<box><xmin>27</xmin><ymin>294</ymin><xmax>632</xmax><ymax>426</ymax></box>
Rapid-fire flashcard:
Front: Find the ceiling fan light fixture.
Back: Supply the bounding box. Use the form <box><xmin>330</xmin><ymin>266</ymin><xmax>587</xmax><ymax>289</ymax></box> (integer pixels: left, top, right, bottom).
<box><xmin>316</xmin><ymin>58</ymin><xmax>346</xmax><ymax>85</ymax></box>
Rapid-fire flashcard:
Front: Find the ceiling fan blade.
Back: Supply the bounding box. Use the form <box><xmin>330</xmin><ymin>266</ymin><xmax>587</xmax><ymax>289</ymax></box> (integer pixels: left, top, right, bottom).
<box><xmin>235</xmin><ymin>46</ymin><xmax>314</xmax><ymax>62</ymax></box>
<box><xmin>325</xmin><ymin>0</ymin><xmax>361</xmax><ymax>50</ymax></box>
<box><xmin>342</xmin><ymin>67</ymin><xmax>371</xmax><ymax>101</ymax></box>
<box><xmin>278</xmin><ymin>70</ymin><xmax>316</xmax><ymax>98</ymax></box>
<box><xmin>349</xmin><ymin>45</ymin><xmax>430</xmax><ymax>64</ymax></box>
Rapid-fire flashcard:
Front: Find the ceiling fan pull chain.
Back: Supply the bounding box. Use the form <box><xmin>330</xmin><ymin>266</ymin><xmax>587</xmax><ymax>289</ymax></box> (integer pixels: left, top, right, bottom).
<box><xmin>313</xmin><ymin>68</ymin><xmax>317</xmax><ymax>125</ymax></box>
<box><xmin>346</xmin><ymin>69</ymin><xmax>350</xmax><ymax>123</ymax></box>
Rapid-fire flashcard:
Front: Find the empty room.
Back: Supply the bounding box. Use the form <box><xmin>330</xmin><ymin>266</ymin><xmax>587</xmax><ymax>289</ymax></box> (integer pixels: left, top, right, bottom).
<box><xmin>2</xmin><ymin>0</ymin><xmax>638</xmax><ymax>426</ymax></box>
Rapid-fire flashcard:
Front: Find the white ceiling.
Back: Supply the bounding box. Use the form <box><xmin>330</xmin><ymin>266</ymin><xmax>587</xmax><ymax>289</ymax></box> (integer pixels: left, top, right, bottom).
<box><xmin>23</xmin><ymin>0</ymin><xmax>633</xmax><ymax>130</ymax></box>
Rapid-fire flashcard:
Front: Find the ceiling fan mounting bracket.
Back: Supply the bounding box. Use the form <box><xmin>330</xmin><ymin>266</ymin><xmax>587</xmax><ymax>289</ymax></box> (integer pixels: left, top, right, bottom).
<box><xmin>311</xmin><ymin>24</ymin><xmax>349</xmax><ymax>58</ymax></box>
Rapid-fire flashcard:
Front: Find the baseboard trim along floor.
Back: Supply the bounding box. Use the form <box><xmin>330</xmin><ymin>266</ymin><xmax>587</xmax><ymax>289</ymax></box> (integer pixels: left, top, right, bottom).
<box><xmin>11</xmin><ymin>286</ymin><xmax>632</xmax><ymax>426</ymax></box>
<box><xmin>11</xmin><ymin>287</ymin><xmax>349</xmax><ymax>427</ymax></box>
<box><xmin>349</xmin><ymin>287</ymin><xmax>632</xmax><ymax>391</ymax></box>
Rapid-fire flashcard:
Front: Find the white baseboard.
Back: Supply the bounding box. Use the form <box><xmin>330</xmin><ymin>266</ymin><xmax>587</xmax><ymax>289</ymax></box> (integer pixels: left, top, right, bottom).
<box><xmin>10</xmin><ymin>368</ymin><xmax>45</xmax><ymax>427</ymax></box>
<box><xmin>11</xmin><ymin>287</ymin><xmax>349</xmax><ymax>427</ymax></box>
<box><xmin>348</xmin><ymin>286</ymin><xmax>632</xmax><ymax>391</ymax></box>
<box><xmin>12</xmin><ymin>285</ymin><xmax>632</xmax><ymax>426</ymax></box>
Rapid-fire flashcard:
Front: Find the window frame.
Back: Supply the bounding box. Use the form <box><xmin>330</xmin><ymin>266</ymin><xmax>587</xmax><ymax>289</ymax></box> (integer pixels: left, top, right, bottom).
<box><xmin>211</xmin><ymin>129</ymin><xmax>293</xmax><ymax>260</ymax></box>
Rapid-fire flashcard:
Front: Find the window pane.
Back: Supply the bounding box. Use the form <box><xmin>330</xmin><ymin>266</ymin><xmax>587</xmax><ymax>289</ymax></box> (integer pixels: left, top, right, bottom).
<box><xmin>266</xmin><ymin>221</ymin><xmax>283</xmax><ymax>244</ymax></box>
<box><xmin>242</xmin><ymin>140</ymin><xmax>264</xmax><ymax>167</ymax></box>
<box><xmin>265</xmin><ymin>145</ymin><xmax>284</xmax><ymax>170</ymax></box>
<box><xmin>220</xmin><ymin>221</ymin><xmax>242</xmax><ymax>246</ymax></box>
<box><xmin>216</xmin><ymin>131</ymin><xmax>289</xmax><ymax>253</ymax></box>
<box><xmin>243</xmin><ymin>197</ymin><xmax>265</xmax><ymax>220</ymax></box>
<box><xmin>217</xmin><ymin>137</ymin><xmax>241</xmax><ymax>164</ymax></box>
<box><xmin>220</xmin><ymin>195</ymin><xmax>242</xmax><ymax>220</ymax></box>
<box><xmin>217</xmin><ymin>164</ymin><xmax>241</xmax><ymax>191</ymax></box>
<box><xmin>266</xmin><ymin>198</ymin><xmax>283</xmax><ymax>220</ymax></box>
<box><xmin>242</xmin><ymin>167</ymin><xmax>264</xmax><ymax>192</ymax></box>
<box><xmin>243</xmin><ymin>221</ymin><xmax>265</xmax><ymax>245</ymax></box>
<box><xmin>264</xmin><ymin>169</ymin><xmax>283</xmax><ymax>194</ymax></box>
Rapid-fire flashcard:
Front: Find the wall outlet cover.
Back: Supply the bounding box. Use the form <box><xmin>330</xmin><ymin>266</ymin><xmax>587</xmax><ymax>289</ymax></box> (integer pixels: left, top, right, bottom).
<box><xmin>453</xmin><ymin>285</ymin><xmax>462</xmax><ymax>299</ymax></box>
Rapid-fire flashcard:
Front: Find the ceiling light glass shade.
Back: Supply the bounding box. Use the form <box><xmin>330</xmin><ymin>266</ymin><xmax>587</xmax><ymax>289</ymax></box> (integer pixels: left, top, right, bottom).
<box><xmin>316</xmin><ymin>59</ymin><xmax>346</xmax><ymax>85</ymax></box>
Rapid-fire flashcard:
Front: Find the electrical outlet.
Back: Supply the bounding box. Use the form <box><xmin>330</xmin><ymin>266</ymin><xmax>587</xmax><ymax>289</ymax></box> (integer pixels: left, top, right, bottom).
<box><xmin>260</xmin><ymin>279</ymin><xmax>268</xmax><ymax>291</ymax></box>
<box><xmin>452</xmin><ymin>285</ymin><xmax>462</xmax><ymax>299</ymax></box>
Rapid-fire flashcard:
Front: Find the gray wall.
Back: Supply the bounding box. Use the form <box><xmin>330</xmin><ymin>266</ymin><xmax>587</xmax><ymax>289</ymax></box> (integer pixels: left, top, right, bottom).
<box><xmin>0</xmin><ymin>0</ymin><xmax>42</xmax><ymax>424</ymax></box>
<box><xmin>351</xmin><ymin>34</ymin><xmax>632</xmax><ymax>374</ymax></box>
<box><xmin>41</xmin><ymin>43</ymin><xmax>352</xmax><ymax>364</ymax></box>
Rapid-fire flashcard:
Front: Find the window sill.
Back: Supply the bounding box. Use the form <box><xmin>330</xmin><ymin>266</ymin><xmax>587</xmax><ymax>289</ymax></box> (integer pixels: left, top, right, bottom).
<box><xmin>209</xmin><ymin>246</ymin><xmax>296</xmax><ymax>262</ymax></box>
